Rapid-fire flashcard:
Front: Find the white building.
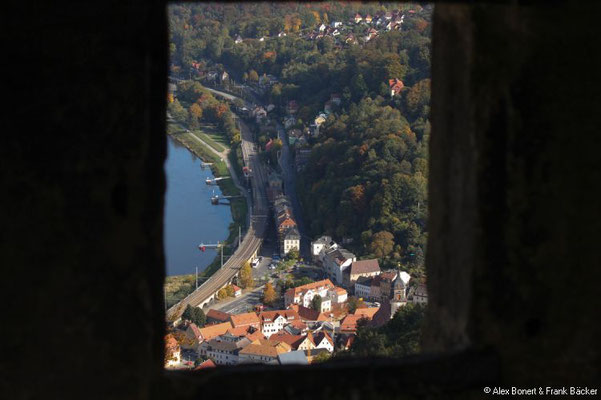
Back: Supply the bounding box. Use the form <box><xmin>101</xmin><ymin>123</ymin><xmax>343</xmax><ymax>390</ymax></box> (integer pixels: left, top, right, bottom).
<box><xmin>259</xmin><ymin>310</ymin><xmax>300</xmax><ymax>338</ymax></box>
<box><xmin>323</xmin><ymin>247</ymin><xmax>356</xmax><ymax>285</ymax></box>
<box><xmin>354</xmin><ymin>276</ymin><xmax>372</xmax><ymax>298</ymax></box>
<box><xmin>284</xmin><ymin>279</ymin><xmax>335</xmax><ymax>311</ymax></box>
<box><xmin>205</xmin><ymin>334</ymin><xmax>251</xmax><ymax>366</ymax></box>
<box><xmin>283</xmin><ymin>226</ymin><xmax>300</xmax><ymax>255</ymax></box>
<box><xmin>311</xmin><ymin>235</ymin><xmax>337</xmax><ymax>262</ymax></box>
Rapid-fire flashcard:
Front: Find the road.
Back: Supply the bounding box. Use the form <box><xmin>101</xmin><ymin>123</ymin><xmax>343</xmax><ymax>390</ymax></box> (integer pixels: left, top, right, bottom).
<box><xmin>166</xmin><ymin>89</ymin><xmax>269</xmax><ymax>322</ymax></box>
<box><xmin>276</xmin><ymin>122</ymin><xmax>311</xmax><ymax>259</ymax></box>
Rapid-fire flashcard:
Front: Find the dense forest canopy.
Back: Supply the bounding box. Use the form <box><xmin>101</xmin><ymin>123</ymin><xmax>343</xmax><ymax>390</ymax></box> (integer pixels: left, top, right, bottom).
<box><xmin>168</xmin><ymin>2</ymin><xmax>431</xmax><ymax>275</ymax></box>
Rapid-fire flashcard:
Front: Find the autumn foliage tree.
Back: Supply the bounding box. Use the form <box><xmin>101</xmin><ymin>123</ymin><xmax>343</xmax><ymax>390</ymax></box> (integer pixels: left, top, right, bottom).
<box><xmin>369</xmin><ymin>231</ymin><xmax>395</xmax><ymax>259</ymax></box>
<box><xmin>262</xmin><ymin>282</ymin><xmax>277</xmax><ymax>305</ymax></box>
<box><xmin>239</xmin><ymin>261</ymin><xmax>254</xmax><ymax>289</ymax></box>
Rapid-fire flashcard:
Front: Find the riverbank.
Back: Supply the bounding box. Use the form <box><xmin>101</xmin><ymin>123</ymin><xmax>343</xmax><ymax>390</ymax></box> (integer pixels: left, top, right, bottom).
<box><xmin>166</xmin><ymin>122</ymin><xmax>248</xmax><ymax>292</ymax></box>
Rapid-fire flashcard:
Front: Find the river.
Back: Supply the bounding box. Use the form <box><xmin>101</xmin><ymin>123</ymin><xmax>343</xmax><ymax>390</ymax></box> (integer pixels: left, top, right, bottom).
<box><xmin>163</xmin><ymin>136</ymin><xmax>233</xmax><ymax>276</ymax></box>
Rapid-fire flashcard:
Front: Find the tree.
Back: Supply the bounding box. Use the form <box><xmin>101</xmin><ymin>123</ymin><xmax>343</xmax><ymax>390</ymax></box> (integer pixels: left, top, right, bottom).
<box><xmin>225</xmin><ymin>285</ymin><xmax>235</xmax><ymax>297</ymax></box>
<box><xmin>286</xmin><ymin>248</ymin><xmax>299</xmax><ymax>261</ymax></box>
<box><xmin>369</xmin><ymin>231</ymin><xmax>395</xmax><ymax>258</ymax></box>
<box><xmin>312</xmin><ymin>351</ymin><xmax>331</xmax><ymax>363</ymax></box>
<box><xmin>248</xmin><ymin>69</ymin><xmax>259</xmax><ymax>82</ymax></box>
<box><xmin>217</xmin><ymin>288</ymin><xmax>228</xmax><ymax>299</ymax></box>
<box><xmin>311</xmin><ymin>294</ymin><xmax>322</xmax><ymax>311</ymax></box>
<box><xmin>182</xmin><ymin>304</ymin><xmax>206</xmax><ymax>327</ymax></box>
<box><xmin>263</xmin><ymin>282</ymin><xmax>277</xmax><ymax>305</ymax></box>
<box><xmin>346</xmin><ymin>296</ymin><xmax>365</xmax><ymax>314</ymax></box>
<box><xmin>239</xmin><ymin>261</ymin><xmax>255</xmax><ymax>289</ymax></box>
<box><xmin>168</xmin><ymin>99</ymin><xmax>188</xmax><ymax>123</ymax></box>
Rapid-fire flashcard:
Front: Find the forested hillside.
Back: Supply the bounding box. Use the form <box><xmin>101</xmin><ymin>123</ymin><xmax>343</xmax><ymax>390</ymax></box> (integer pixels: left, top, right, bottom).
<box><xmin>168</xmin><ymin>2</ymin><xmax>431</xmax><ymax>275</ymax></box>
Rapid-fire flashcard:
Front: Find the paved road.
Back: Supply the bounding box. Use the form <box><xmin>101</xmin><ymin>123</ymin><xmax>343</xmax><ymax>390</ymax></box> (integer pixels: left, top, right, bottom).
<box><xmin>276</xmin><ymin>122</ymin><xmax>311</xmax><ymax>260</ymax></box>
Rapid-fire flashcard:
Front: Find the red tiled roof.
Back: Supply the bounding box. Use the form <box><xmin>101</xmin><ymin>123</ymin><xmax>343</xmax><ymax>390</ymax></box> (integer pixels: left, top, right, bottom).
<box><xmin>353</xmin><ymin>307</ymin><xmax>379</xmax><ymax>319</ymax></box>
<box><xmin>314</xmin><ymin>331</ymin><xmax>334</xmax><ymax>346</ymax></box>
<box><xmin>187</xmin><ymin>323</ymin><xmax>202</xmax><ymax>338</ymax></box>
<box><xmin>270</xmin><ymin>332</ymin><xmax>305</xmax><ymax>350</ymax></box>
<box><xmin>296</xmin><ymin>305</ymin><xmax>328</xmax><ymax>322</ymax></box>
<box><xmin>259</xmin><ymin>309</ymin><xmax>300</xmax><ymax>323</ymax></box>
<box><xmin>285</xmin><ymin>279</ymin><xmax>334</xmax><ymax>297</ymax></box>
<box><xmin>194</xmin><ymin>359</ymin><xmax>216</xmax><ymax>370</ymax></box>
<box><xmin>206</xmin><ymin>309</ymin><xmax>231</xmax><ymax>322</ymax></box>
<box><xmin>349</xmin><ymin>259</ymin><xmax>380</xmax><ymax>276</ymax></box>
<box><xmin>198</xmin><ymin>322</ymin><xmax>233</xmax><ymax>341</ymax></box>
<box><xmin>229</xmin><ymin>312</ymin><xmax>260</xmax><ymax>328</ymax></box>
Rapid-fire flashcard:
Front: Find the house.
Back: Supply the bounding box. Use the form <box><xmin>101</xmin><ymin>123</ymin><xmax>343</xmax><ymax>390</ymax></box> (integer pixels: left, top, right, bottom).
<box><xmin>370</xmin><ymin>300</ymin><xmax>394</xmax><ymax>328</ymax></box>
<box><xmin>266</xmin><ymin>104</ymin><xmax>275</xmax><ymax>112</ymax></box>
<box><xmin>332</xmin><ymin>29</ymin><xmax>340</xmax><ymax>36</ymax></box>
<box><xmin>278</xmin><ymin>31</ymin><xmax>287</xmax><ymax>37</ymax></box>
<box><xmin>311</xmin><ymin>235</ymin><xmax>336</xmax><ymax>262</ymax></box>
<box><xmin>229</xmin><ymin>312</ymin><xmax>261</xmax><ymax>329</ymax></box>
<box><xmin>374</xmin><ymin>270</ymin><xmax>399</xmax><ymax>301</ymax></box>
<box><xmin>181</xmin><ymin>323</ymin><xmax>202</xmax><ymax>350</ymax></box>
<box><xmin>238</xmin><ymin>339</ymin><xmax>292</xmax><ymax>365</ymax></box>
<box><xmin>354</xmin><ymin>307</ymin><xmax>380</xmax><ymax>320</ymax></box>
<box><xmin>234</xmin><ymin>35</ymin><xmax>243</xmax><ymax>44</ymax></box>
<box><xmin>232</xmin><ymin>284</ymin><xmax>242</xmax><ymax>297</ymax></box>
<box><xmin>410</xmin><ymin>282</ymin><xmax>428</xmax><ymax>304</ymax></box>
<box><xmin>339</xmin><ymin>314</ymin><xmax>370</xmax><ymax>334</ymax></box>
<box><xmin>270</xmin><ymin>332</ymin><xmax>306</xmax><ymax>350</ymax></box>
<box><xmin>318</xmin><ymin>23</ymin><xmax>327</xmax><ymax>32</ymax></box>
<box><xmin>324</xmin><ymin>100</ymin><xmax>333</xmax><ymax>113</ymax></box>
<box><xmin>220</xmin><ymin>71</ymin><xmax>229</xmax><ymax>84</ymax></box>
<box><xmin>365</xmin><ymin>14</ymin><xmax>373</xmax><ymax>23</ymax></box>
<box><xmin>206</xmin><ymin>71</ymin><xmax>218</xmax><ymax>82</ymax></box>
<box><xmin>259</xmin><ymin>36</ymin><xmax>265</xmax><ymax>42</ymax></box>
<box><xmin>198</xmin><ymin>321</ymin><xmax>233</xmax><ymax>342</ymax></box>
<box><xmin>164</xmin><ymin>334</ymin><xmax>181</xmax><ymax>368</ymax></box>
<box><xmin>354</xmin><ymin>13</ymin><xmax>363</xmax><ymax>24</ymax></box>
<box><xmin>259</xmin><ymin>309</ymin><xmax>300</xmax><ymax>338</ymax></box>
<box><xmin>266</xmin><ymin>170</ymin><xmax>283</xmax><ymax>203</ymax></box>
<box><xmin>205</xmin><ymin>335</ymin><xmax>251</xmax><ymax>365</ymax></box>
<box><xmin>296</xmin><ymin>331</ymin><xmax>317</xmax><ymax>351</ymax></box>
<box><xmin>388</xmin><ymin>78</ymin><xmax>405</xmax><ymax>97</ymax></box>
<box><xmin>206</xmin><ymin>309</ymin><xmax>231</xmax><ymax>325</ymax></box>
<box><xmin>282</xmin><ymin>226</ymin><xmax>300</xmax><ymax>256</ymax></box>
<box><xmin>344</xmin><ymin>34</ymin><xmax>357</xmax><ymax>45</ymax></box>
<box><xmin>289</xmin><ymin>304</ymin><xmax>329</xmax><ymax>324</ymax></box>
<box><xmin>331</xmin><ymin>287</ymin><xmax>348</xmax><ymax>303</ymax></box>
<box><xmin>313</xmin><ymin>331</ymin><xmax>335</xmax><ymax>352</ymax></box>
<box><xmin>284</xmin><ymin>279</ymin><xmax>336</xmax><ymax>311</ymax></box>
<box><xmin>354</xmin><ymin>276</ymin><xmax>373</xmax><ymax>298</ymax></box>
<box><xmin>323</xmin><ymin>247</ymin><xmax>356</xmax><ymax>285</ymax></box>
<box><xmin>193</xmin><ymin>359</ymin><xmax>216</xmax><ymax>370</ymax></box>
<box><xmin>331</xmin><ymin>21</ymin><xmax>342</xmax><ymax>28</ymax></box>
<box><xmin>345</xmin><ymin>259</ymin><xmax>381</xmax><ymax>286</ymax></box>
<box><xmin>278</xmin><ymin>350</ymin><xmax>309</xmax><ymax>365</ymax></box>
<box><xmin>226</xmin><ymin>326</ymin><xmax>265</xmax><ymax>342</ymax></box>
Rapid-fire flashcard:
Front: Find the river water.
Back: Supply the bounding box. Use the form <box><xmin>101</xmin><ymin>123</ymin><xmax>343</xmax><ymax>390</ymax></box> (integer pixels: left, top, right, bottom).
<box><xmin>163</xmin><ymin>136</ymin><xmax>233</xmax><ymax>276</ymax></box>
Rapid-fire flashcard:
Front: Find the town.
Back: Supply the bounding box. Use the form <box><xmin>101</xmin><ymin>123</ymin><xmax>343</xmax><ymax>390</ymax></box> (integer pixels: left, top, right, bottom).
<box><xmin>165</xmin><ymin>3</ymin><xmax>430</xmax><ymax>370</ymax></box>
<box><xmin>165</xmin><ymin>237</ymin><xmax>427</xmax><ymax>369</ymax></box>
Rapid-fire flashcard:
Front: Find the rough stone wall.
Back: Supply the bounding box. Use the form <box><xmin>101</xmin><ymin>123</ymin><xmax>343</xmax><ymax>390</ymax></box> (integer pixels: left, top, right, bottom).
<box><xmin>426</xmin><ymin>2</ymin><xmax>601</xmax><ymax>385</ymax></box>
<box><xmin>3</xmin><ymin>2</ymin><xmax>167</xmax><ymax>399</ymax></box>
